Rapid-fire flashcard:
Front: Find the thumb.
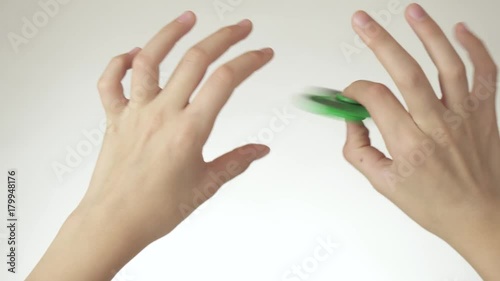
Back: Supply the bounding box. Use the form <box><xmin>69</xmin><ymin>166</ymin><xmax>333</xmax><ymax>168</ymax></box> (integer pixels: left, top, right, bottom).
<box><xmin>208</xmin><ymin>144</ymin><xmax>270</xmax><ymax>186</ymax></box>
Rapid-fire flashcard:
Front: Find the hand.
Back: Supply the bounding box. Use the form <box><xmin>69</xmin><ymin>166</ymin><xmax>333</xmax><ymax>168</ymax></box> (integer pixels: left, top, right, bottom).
<box><xmin>28</xmin><ymin>11</ymin><xmax>273</xmax><ymax>281</ymax></box>
<box><xmin>341</xmin><ymin>4</ymin><xmax>500</xmax><ymax>280</ymax></box>
<box><xmin>83</xmin><ymin>12</ymin><xmax>273</xmax><ymax>243</ymax></box>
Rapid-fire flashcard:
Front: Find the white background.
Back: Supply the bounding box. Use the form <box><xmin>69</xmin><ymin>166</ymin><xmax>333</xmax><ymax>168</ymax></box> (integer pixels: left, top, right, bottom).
<box><xmin>1</xmin><ymin>0</ymin><xmax>499</xmax><ymax>280</ymax></box>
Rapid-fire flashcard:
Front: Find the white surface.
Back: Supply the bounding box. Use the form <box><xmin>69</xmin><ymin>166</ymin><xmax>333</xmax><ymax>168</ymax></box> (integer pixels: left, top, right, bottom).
<box><xmin>1</xmin><ymin>0</ymin><xmax>499</xmax><ymax>280</ymax></box>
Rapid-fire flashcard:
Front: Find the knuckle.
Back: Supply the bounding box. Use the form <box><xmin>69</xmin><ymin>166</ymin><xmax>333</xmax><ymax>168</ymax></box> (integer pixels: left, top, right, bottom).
<box><xmin>218</xmin><ymin>26</ymin><xmax>235</xmax><ymax>37</ymax></box>
<box><xmin>186</xmin><ymin>108</ymin><xmax>210</xmax><ymax>128</ymax></box>
<box><xmin>344</xmin><ymin>80</ymin><xmax>365</xmax><ymax>93</ymax></box>
<box><xmin>213</xmin><ymin>65</ymin><xmax>235</xmax><ymax>85</ymax></box>
<box><xmin>132</xmin><ymin>53</ymin><xmax>154</xmax><ymax>70</ymax></box>
<box><xmin>368</xmin><ymin>83</ymin><xmax>391</xmax><ymax>99</ymax></box>
<box><xmin>358</xmin><ymin>126</ymin><xmax>370</xmax><ymax>140</ymax></box>
<box><xmin>97</xmin><ymin>78</ymin><xmax>118</xmax><ymax>93</ymax></box>
<box><xmin>142</xmin><ymin>113</ymin><xmax>164</xmax><ymax>139</ymax></box>
<box><xmin>184</xmin><ymin>108</ymin><xmax>204</xmax><ymax>122</ymax></box>
<box><xmin>110</xmin><ymin>55</ymin><xmax>127</xmax><ymax>69</ymax></box>
<box><xmin>401</xmin><ymin>136</ymin><xmax>425</xmax><ymax>154</ymax></box>
<box><xmin>137</xmin><ymin>71</ymin><xmax>159</xmax><ymax>92</ymax></box>
<box><xmin>443</xmin><ymin>64</ymin><xmax>467</xmax><ymax>81</ymax></box>
<box><xmin>413</xmin><ymin>109</ymin><xmax>442</xmax><ymax>127</ymax></box>
<box><xmin>108</xmin><ymin>98</ymin><xmax>127</xmax><ymax>113</ymax></box>
<box><xmin>184</xmin><ymin>46</ymin><xmax>210</xmax><ymax>65</ymax></box>
<box><xmin>342</xmin><ymin>145</ymin><xmax>350</xmax><ymax>160</ymax></box>
<box><xmin>130</xmin><ymin>87</ymin><xmax>149</xmax><ymax>104</ymax></box>
<box><xmin>342</xmin><ymin>145</ymin><xmax>355</xmax><ymax>163</ymax></box>
<box><xmin>344</xmin><ymin>82</ymin><xmax>356</xmax><ymax>91</ymax></box>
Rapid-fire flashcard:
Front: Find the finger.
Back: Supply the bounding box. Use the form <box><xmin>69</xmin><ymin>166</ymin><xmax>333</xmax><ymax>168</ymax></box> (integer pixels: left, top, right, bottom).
<box><xmin>189</xmin><ymin>48</ymin><xmax>274</xmax><ymax>138</ymax></box>
<box><xmin>456</xmin><ymin>23</ymin><xmax>498</xmax><ymax>107</ymax></box>
<box><xmin>97</xmin><ymin>48</ymin><xmax>141</xmax><ymax>117</ymax></box>
<box><xmin>159</xmin><ymin>19</ymin><xmax>253</xmax><ymax>109</ymax></box>
<box><xmin>343</xmin><ymin>122</ymin><xmax>393</xmax><ymax>196</ymax></box>
<box><xmin>343</xmin><ymin>80</ymin><xmax>422</xmax><ymax>156</ymax></box>
<box><xmin>207</xmin><ymin>144</ymin><xmax>270</xmax><ymax>187</ymax></box>
<box><xmin>351</xmin><ymin>11</ymin><xmax>445</xmax><ymax>120</ymax></box>
<box><xmin>405</xmin><ymin>4</ymin><xmax>469</xmax><ymax>108</ymax></box>
<box><xmin>130</xmin><ymin>11</ymin><xmax>196</xmax><ymax>105</ymax></box>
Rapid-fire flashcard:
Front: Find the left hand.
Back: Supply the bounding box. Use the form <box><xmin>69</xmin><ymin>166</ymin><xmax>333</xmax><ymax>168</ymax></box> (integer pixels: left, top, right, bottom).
<box><xmin>28</xmin><ymin>11</ymin><xmax>273</xmax><ymax>281</ymax></box>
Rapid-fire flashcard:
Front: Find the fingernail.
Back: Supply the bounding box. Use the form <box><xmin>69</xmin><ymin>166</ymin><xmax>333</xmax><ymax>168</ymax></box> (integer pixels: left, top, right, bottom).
<box><xmin>260</xmin><ymin>47</ymin><xmax>274</xmax><ymax>55</ymax></box>
<box><xmin>353</xmin><ymin>11</ymin><xmax>372</xmax><ymax>28</ymax></box>
<box><xmin>457</xmin><ymin>22</ymin><xmax>469</xmax><ymax>33</ymax></box>
<box><xmin>238</xmin><ymin>19</ymin><xmax>252</xmax><ymax>27</ymax></box>
<box><xmin>256</xmin><ymin>146</ymin><xmax>271</xmax><ymax>158</ymax></box>
<box><xmin>177</xmin><ymin>11</ymin><xmax>194</xmax><ymax>23</ymax></box>
<box><xmin>128</xmin><ymin>47</ymin><xmax>141</xmax><ymax>55</ymax></box>
<box><xmin>408</xmin><ymin>4</ymin><xmax>427</xmax><ymax>21</ymax></box>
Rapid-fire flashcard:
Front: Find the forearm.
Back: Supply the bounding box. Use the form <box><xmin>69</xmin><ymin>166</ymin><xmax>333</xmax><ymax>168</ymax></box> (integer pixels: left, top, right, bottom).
<box><xmin>27</xmin><ymin>205</ymin><xmax>148</xmax><ymax>281</ymax></box>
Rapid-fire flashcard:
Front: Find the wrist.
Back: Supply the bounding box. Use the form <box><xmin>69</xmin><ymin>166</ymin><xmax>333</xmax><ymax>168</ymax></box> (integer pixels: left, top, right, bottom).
<box><xmin>446</xmin><ymin>216</ymin><xmax>500</xmax><ymax>281</ymax></box>
<box><xmin>69</xmin><ymin>200</ymin><xmax>153</xmax><ymax>253</ymax></box>
<box><xmin>28</xmin><ymin>204</ymin><xmax>150</xmax><ymax>281</ymax></box>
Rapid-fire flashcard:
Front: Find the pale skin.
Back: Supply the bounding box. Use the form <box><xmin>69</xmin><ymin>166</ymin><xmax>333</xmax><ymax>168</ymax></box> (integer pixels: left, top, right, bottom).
<box><xmin>343</xmin><ymin>4</ymin><xmax>500</xmax><ymax>280</ymax></box>
<box><xmin>28</xmin><ymin>3</ymin><xmax>499</xmax><ymax>281</ymax></box>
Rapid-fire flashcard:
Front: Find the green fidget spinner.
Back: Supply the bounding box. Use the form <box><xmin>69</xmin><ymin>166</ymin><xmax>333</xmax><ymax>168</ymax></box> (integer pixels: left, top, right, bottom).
<box><xmin>296</xmin><ymin>87</ymin><xmax>370</xmax><ymax>121</ymax></box>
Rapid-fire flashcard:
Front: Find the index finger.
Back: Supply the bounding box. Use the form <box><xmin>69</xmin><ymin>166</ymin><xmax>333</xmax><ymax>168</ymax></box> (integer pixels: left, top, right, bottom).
<box><xmin>352</xmin><ymin>11</ymin><xmax>445</xmax><ymax>120</ymax></box>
